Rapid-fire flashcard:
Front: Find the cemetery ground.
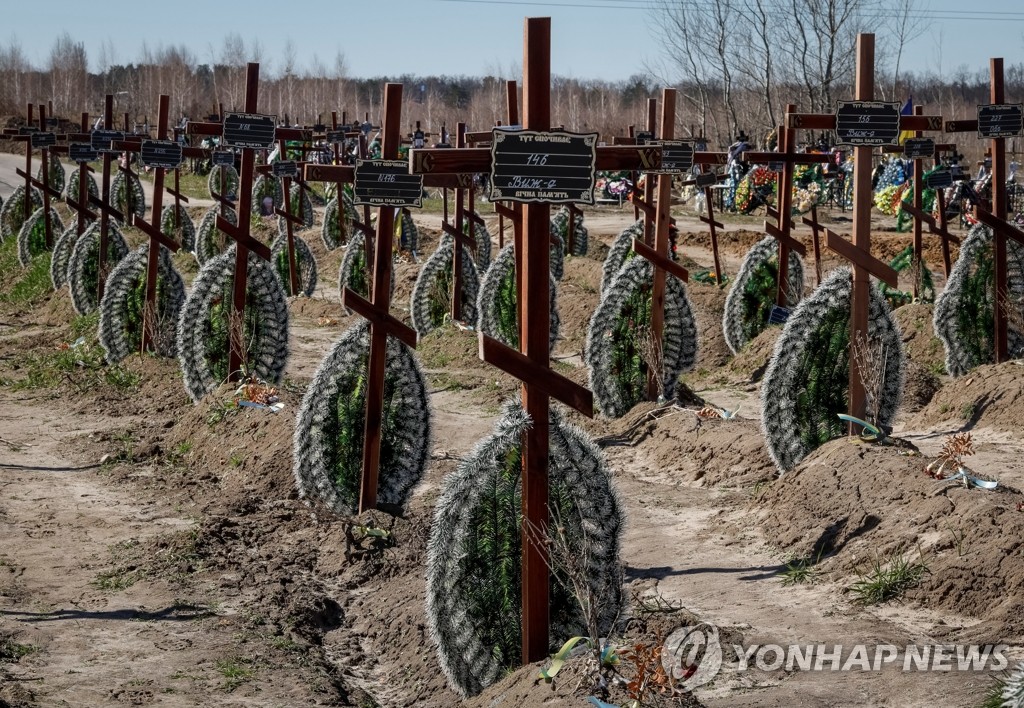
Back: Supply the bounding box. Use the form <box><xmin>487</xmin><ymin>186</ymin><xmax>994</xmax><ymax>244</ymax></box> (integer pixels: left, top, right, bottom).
<box><xmin>1</xmin><ymin>155</ymin><xmax>1024</xmax><ymax>708</ymax></box>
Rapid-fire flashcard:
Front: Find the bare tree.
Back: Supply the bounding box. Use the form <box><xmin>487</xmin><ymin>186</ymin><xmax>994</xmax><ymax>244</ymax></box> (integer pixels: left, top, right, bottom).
<box><xmin>49</xmin><ymin>32</ymin><xmax>88</xmax><ymax>114</ymax></box>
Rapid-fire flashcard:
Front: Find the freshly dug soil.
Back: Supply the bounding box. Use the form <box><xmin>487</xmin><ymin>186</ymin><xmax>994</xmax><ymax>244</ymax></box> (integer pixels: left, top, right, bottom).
<box><xmin>909</xmin><ymin>361</ymin><xmax>1024</xmax><ymax>433</ymax></box>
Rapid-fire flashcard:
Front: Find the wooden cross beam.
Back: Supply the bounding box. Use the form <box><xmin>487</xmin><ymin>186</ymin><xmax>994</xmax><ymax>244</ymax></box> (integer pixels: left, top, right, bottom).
<box><xmin>783</xmin><ymin>34</ymin><xmax>942</xmax><ymax>429</ymax></box>
<box><xmin>412</xmin><ymin>18</ymin><xmax>659</xmax><ymax>666</ymax></box>
<box><xmin>801</xmin><ymin>206</ymin><xmax>826</xmax><ymax>286</ymax></box>
<box><xmin>64</xmin><ymin>113</ymin><xmax>99</xmax><ymax>234</ymax></box>
<box><xmin>743</xmin><ymin>104</ymin><xmax>834</xmax><ymax>306</ymax></box>
<box><xmin>9</xmin><ymin>104</ymin><xmax>36</xmax><ymax>224</ymax></box>
<box><xmin>129</xmin><ymin>95</ymin><xmax>182</xmax><ymax>353</ymax></box>
<box><xmin>943</xmin><ymin>57</ymin><xmax>1021</xmax><ymax>361</ymax></box>
<box><xmin>345</xmin><ymin>83</ymin><xmax>420</xmax><ymax>513</ymax></box>
<box><xmin>92</xmin><ymin>95</ymin><xmax>119</xmax><ymax>302</ymax></box>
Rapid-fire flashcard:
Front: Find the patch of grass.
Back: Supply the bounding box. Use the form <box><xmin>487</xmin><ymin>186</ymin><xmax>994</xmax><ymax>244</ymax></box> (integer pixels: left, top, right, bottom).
<box><xmin>0</xmin><ymin>238</ymin><xmax>51</xmax><ymax>307</ymax></box>
<box><xmin>780</xmin><ymin>553</ymin><xmax>822</xmax><ymax>586</ymax></box>
<box><xmin>0</xmin><ymin>636</ymin><xmax>38</xmax><ymax>662</ymax></box>
<box><xmin>207</xmin><ymin>400</ymin><xmax>239</xmax><ymax>427</ymax></box>
<box><xmin>93</xmin><ymin>567</ymin><xmax>142</xmax><ymax>591</ymax></box>
<box><xmin>849</xmin><ymin>551</ymin><xmax>929</xmax><ymax>605</ymax></box>
<box><xmin>216</xmin><ymin>657</ymin><xmax>256</xmax><ymax>691</ymax></box>
<box><xmin>960</xmin><ymin>400</ymin><xmax>977</xmax><ymax>420</ymax></box>
<box><xmin>979</xmin><ymin>673</ymin><xmax>1009</xmax><ymax>708</ymax></box>
<box><xmin>228</xmin><ymin>453</ymin><xmax>244</xmax><ymax>467</ymax></box>
<box><xmin>9</xmin><ymin>334</ymin><xmax>140</xmax><ymax>394</ymax></box>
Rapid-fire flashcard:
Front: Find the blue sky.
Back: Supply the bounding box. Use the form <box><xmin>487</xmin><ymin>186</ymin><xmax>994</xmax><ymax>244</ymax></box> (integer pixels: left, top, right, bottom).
<box><xmin>6</xmin><ymin>0</ymin><xmax>1024</xmax><ymax>82</ymax></box>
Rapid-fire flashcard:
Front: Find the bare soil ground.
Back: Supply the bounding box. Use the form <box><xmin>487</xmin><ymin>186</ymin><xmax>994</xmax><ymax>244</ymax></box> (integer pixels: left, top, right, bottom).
<box><xmin>1</xmin><ymin>165</ymin><xmax>1022</xmax><ymax>708</ymax></box>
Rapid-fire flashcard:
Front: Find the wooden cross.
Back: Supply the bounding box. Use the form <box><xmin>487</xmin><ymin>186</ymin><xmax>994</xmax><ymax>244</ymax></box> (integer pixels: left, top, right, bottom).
<box><xmin>897</xmin><ymin>136</ymin><xmax>961</xmax><ymax>282</ymax></box>
<box><xmin>51</xmin><ymin>112</ymin><xmax>99</xmax><ymax>235</ymax></box>
<box><xmin>7</xmin><ymin>104</ymin><xmax>37</xmax><ymax>226</ymax></box>
<box><xmin>13</xmin><ymin>105</ymin><xmax>62</xmax><ymax>250</ymax></box>
<box><xmin>89</xmin><ymin>95</ymin><xmax>121</xmax><ymax>302</ymax></box>
<box><xmin>679</xmin><ymin>152</ymin><xmax>729</xmax><ymax>287</ymax></box>
<box><xmin>187</xmin><ymin>64</ymin><xmax>275</xmax><ymax>381</ymax></box>
<box><xmin>128</xmin><ymin>95</ymin><xmax>183</xmax><ymax>353</ymax></box>
<box><xmin>344</xmin><ymin>83</ymin><xmax>419</xmax><ymax>513</ymax></box>
<box><xmin>784</xmin><ymin>33</ymin><xmax>941</xmax><ymax>427</ymax></box>
<box><xmin>411</xmin><ymin>17</ymin><xmax>660</xmax><ymax>665</ymax></box>
<box><xmin>743</xmin><ymin>104</ymin><xmax>833</xmax><ymax>306</ymax></box>
<box><xmin>944</xmin><ymin>57</ymin><xmax>1023</xmax><ymax>362</ymax></box>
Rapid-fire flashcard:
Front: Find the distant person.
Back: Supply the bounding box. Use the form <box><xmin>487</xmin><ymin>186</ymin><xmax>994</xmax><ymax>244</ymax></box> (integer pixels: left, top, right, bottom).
<box><xmin>261</xmin><ymin>195</ymin><xmax>274</xmax><ymax>217</ymax></box>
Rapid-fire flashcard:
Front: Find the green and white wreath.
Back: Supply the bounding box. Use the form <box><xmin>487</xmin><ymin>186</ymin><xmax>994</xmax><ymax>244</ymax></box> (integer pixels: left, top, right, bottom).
<box><xmin>98</xmin><ymin>244</ymin><xmax>186</xmax><ymax>362</ymax></box>
<box><xmin>601</xmin><ymin>220</ymin><xmax>645</xmax><ymax>293</ymax></box>
<box><xmin>160</xmin><ymin>204</ymin><xmax>196</xmax><ymax>252</ymax></box>
<box><xmin>67</xmin><ymin>223</ymin><xmax>130</xmax><ymax>315</ymax></box>
<box><xmin>476</xmin><ymin>243</ymin><xmax>559</xmax><ymax>351</ymax></box>
<box><xmin>36</xmin><ymin>159</ymin><xmax>65</xmax><ymax>196</ymax></box>
<box><xmin>463</xmin><ymin>212</ymin><xmax>492</xmax><ymax>271</ymax></box>
<box><xmin>176</xmin><ymin>244</ymin><xmax>289</xmax><ymax>401</ymax></box>
<box><xmin>195</xmin><ymin>206</ymin><xmax>237</xmax><ymax>264</ymax></box>
<box><xmin>587</xmin><ymin>257</ymin><xmax>698</xmax><ymax>417</ymax></box>
<box><xmin>550</xmin><ymin>205</ymin><xmax>588</xmax><ymax>257</ymax></box>
<box><xmin>722</xmin><ymin>235</ymin><xmax>805</xmax><ymax>355</ymax></box>
<box><xmin>0</xmin><ymin>185</ymin><xmax>42</xmax><ymax>243</ymax></box>
<box><xmin>410</xmin><ymin>235</ymin><xmax>479</xmax><ymax>336</ymax></box>
<box><xmin>271</xmin><ymin>233</ymin><xmax>318</xmax><ymax>297</ymax></box>
<box><xmin>337</xmin><ymin>232</ymin><xmax>394</xmax><ymax>313</ymax></box>
<box><xmin>51</xmin><ymin>223</ymin><xmax>85</xmax><ymax>290</ymax></box>
<box><xmin>251</xmin><ymin>174</ymin><xmax>283</xmax><ymax>215</ymax></box>
<box><xmin>17</xmin><ymin>206</ymin><xmax>65</xmax><ymax>266</ymax></box>
<box><xmin>110</xmin><ymin>170</ymin><xmax>146</xmax><ymax>224</ymax></box>
<box><xmin>65</xmin><ymin>167</ymin><xmax>99</xmax><ymax>206</ymax></box>
<box><xmin>207</xmin><ymin>164</ymin><xmax>239</xmax><ymax>200</ymax></box>
<box><xmin>292</xmin><ymin>320</ymin><xmax>431</xmax><ymax>515</ymax></box>
<box><xmin>427</xmin><ymin>399</ymin><xmax>624</xmax><ymax>697</ymax></box>
<box><xmin>933</xmin><ymin>224</ymin><xmax>1024</xmax><ymax>376</ymax></box>
<box><xmin>276</xmin><ymin>183</ymin><xmax>314</xmax><ymax>237</ymax></box>
<box><xmin>761</xmin><ymin>267</ymin><xmax>904</xmax><ymax>472</ymax></box>
<box><xmin>322</xmin><ymin>190</ymin><xmax>360</xmax><ymax>250</ymax></box>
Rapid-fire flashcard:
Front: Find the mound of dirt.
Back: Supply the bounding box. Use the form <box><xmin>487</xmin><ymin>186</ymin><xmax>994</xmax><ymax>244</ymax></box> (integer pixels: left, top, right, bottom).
<box><xmin>755</xmin><ymin>439</ymin><xmax>1024</xmax><ymax>639</ymax></box>
<box><xmin>682</xmin><ymin>228</ymin><xmax>769</xmax><ymax>260</ymax></box>
<box><xmin>893</xmin><ymin>302</ymin><xmax>945</xmax><ymax>375</ymax></box>
<box><xmin>686</xmin><ymin>282</ymin><xmax>731</xmax><ymax>370</ymax></box>
<box><xmin>557</xmin><ymin>256</ymin><xmax>602</xmax><ymax>357</ymax></box>
<box><xmin>909</xmin><ymin>361</ymin><xmax>1024</xmax><ymax>434</ymax></box>
<box><xmin>727</xmin><ymin>323</ymin><xmax>782</xmax><ymax>383</ymax></box>
<box><xmin>597</xmin><ymin>403</ymin><xmax>777</xmax><ymax>488</ymax></box>
<box><xmin>899</xmin><ymin>360</ymin><xmax>942</xmax><ymax>415</ymax></box>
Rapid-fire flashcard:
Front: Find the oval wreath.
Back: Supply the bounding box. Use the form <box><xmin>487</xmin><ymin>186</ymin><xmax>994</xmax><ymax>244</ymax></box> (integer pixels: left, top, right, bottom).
<box><xmin>586</xmin><ymin>256</ymin><xmax>699</xmax><ymax>418</ymax></box>
<box><xmin>933</xmin><ymin>224</ymin><xmax>1024</xmax><ymax>377</ymax></box>
<box><xmin>176</xmin><ymin>244</ymin><xmax>289</xmax><ymax>402</ymax></box>
<box><xmin>160</xmin><ymin>204</ymin><xmax>196</xmax><ymax>253</ymax></box>
<box><xmin>292</xmin><ymin>320</ymin><xmax>431</xmax><ymax>515</ymax></box>
<box><xmin>110</xmin><ymin>170</ymin><xmax>147</xmax><ymax>224</ymax></box>
<box><xmin>601</xmin><ymin>220</ymin><xmax>645</xmax><ymax>293</ymax></box>
<box><xmin>17</xmin><ymin>207</ymin><xmax>65</xmax><ymax>266</ymax></box>
<box><xmin>337</xmin><ymin>231</ymin><xmax>395</xmax><ymax>314</ymax></box>
<box><xmin>251</xmin><ymin>174</ymin><xmax>283</xmax><ymax>215</ymax></box>
<box><xmin>427</xmin><ymin>399</ymin><xmax>624</xmax><ymax>697</ymax></box>
<box><xmin>67</xmin><ymin>223</ymin><xmax>130</xmax><ymax>316</ymax></box>
<box><xmin>271</xmin><ymin>233</ymin><xmax>318</xmax><ymax>297</ymax></box>
<box><xmin>761</xmin><ymin>266</ymin><xmax>904</xmax><ymax>472</ymax></box>
<box><xmin>476</xmin><ymin>242</ymin><xmax>559</xmax><ymax>352</ymax></box>
<box><xmin>0</xmin><ymin>185</ymin><xmax>42</xmax><ymax>243</ymax></box>
<box><xmin>64</xmin><ymin>167</ymin><xmax>99</xmax><ymax>207</ymax></box>
<box><xmin>410</xmin><ymin>235</ymin><xmax>480</xmax><ymax>336</ymax></box>
<box><xmin>722</xmin><ymin>235</ymin><xmax>805</xmax><ymax>355</ymax></box>
<box><xmin>36</xmin><ymin>159</ymin><xmax>65</xmax><ymax>197</ymax></box>
<box><xmin>322</xmin><ymin>190</ymin><xmax>360</xmax><ymax>250</ymax></box>
<box><xmin>98</xmin><ymin>244</ymin><xmax>186</xmax><ymax>362</ymax></box>
<box><xmin>550</xmin><ymin>205</ymin><xmax>588</xmax><ymax>257</ymax></box>
<box><xmin>195</xmin><ymin>206</ymin><xmax>238</xmax><ymax>265</ymax></box>
<box><xmin>206</xmin><ymin>164</ymin><xmax>239</xmax><ymax>201</ymax></box>
<box><xmin>51</xmin><ymin>223</ymin><xmax>85</xmax><ymax>290</ymax></box>
<box><xmin>276</xmin><ymin>183</ymin><xmax>314</xmax><ymax>237</ymax></box>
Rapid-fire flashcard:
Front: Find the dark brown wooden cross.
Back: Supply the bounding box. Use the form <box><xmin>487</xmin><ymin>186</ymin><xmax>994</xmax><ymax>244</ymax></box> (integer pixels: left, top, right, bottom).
<box><xmin>13</xmin><ymin>105</ymin><xmax>61</xmax><ymax>250</ymax></box>
<box><xmin>896</xmin><ymin>136</ymin><xmax>961</xmax><ymax>283</ymax></box>
<box><xmin>411</xmin><ymin>17</ymin><xmax>660</xmax><ymax>665</ymax></box>
<box><xmin>90</xmin><ymin>95</ymin><xmax>120</xmax><ymax>301</ymax></box>
<box><xmin>784</xmin><ymin>33</ymin><xmax>941</xmax><ymax>427</ymax></box>
<box><xmin>7</xmin><ymin>104</ymin><xmax>37</xmax><ymax>226</ymax></box>
<box><xmin>127</xmin><ymin>95</ymin><xmax>183</xmax><ymax>353</ymax></box>
<box><xmin>344</xmin><ymin>83</ymin><xmax>420</xmax><ymax>513</ymax></box>
<box><xmin>743</xmin><ymin>104</ymin><xmax>833</xmax><ymax>306</ymax></box>
<box><xmin>51</xmin><ymin>112</ymin><xmax>99</xmax><ymax>235</ymax></box>
<box><xmin>944</xmin><ymin>57</ymin><xmax>1023</xmax><ymax>362</ymax></box>
<box><xmin>678</xmin><ymin>153</ymin><xmax>729</xmax><ymax>288</ymax></box>
<box><xmin>187</xmin><ymin>64</ymin><xmax>275</xmax><ymax>381</ymax></box>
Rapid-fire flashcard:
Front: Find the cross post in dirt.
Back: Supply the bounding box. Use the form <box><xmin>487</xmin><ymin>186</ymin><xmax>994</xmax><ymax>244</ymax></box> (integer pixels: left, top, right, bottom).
<box><xmin>187</xmin><ymin>63</ymin><xmax>276</xmax><ymax>381</ymax></box>
<box><xmin>87</xmin><ymin>95</ymin><xmax>123</xmax><ymax>301</ymax></box>
<box><xmin>677</xmin><ymin>147</ymin><xmax>729</xmax><ymax>287</ymax></box>
<box><xmin>785</xmin><ymin>34</ymin><xmax>942</xmax><ymax>428</ymax></box>
<box><xmin>257</xmin><ymin>136</ymin><xmax>310</xmax><ymax>297</ymax></box>
<box><xmin>743</xmin><ymin>104</ymin><xmax>833</xmax><ymax>306</ymax></box>
<box><xmin>343</xmin><ymin>83</ymin><xmax>420</xmax><ymax>513</ymax></box>
<box><xmin>944</xmin><ymin>57</ymin><xmax>1024</xmax><ymax>362</ymax></box>
<box><xmin>128</xmin><ymin>95</ymin><xmax>183</xmax><ymax>353</ymax></box>
<box><xmin>411</xmin><ymin>17</ymin><xmax>660</xmax><ymax>664</ymax></box>
<box><xmin>5</xmin><ymin>104</ymin><xmax>37</xmax><ymax>225</ymax></box>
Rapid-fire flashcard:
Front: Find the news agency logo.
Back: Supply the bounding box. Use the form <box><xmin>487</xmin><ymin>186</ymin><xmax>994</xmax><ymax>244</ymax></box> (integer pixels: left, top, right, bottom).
<box><xmin>662</xmin><ymin>622</ymin><xmax>1012</xmax><ymax>690</ymax></box>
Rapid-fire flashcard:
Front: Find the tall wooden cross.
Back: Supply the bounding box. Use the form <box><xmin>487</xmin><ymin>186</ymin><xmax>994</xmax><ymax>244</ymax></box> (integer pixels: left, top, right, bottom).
<box><xmin>785</xmin><ymin>33</ymin><xmax>941</xmax><ymax>426</ymax></box>
<box><xmin>678</xmin><ymin>149</ymin><xmax>729</xmax><ymax>287</ymax></box>
<box><xmin>411</xmin><ymin>17</ymin><xmax>660</xmax><ymax>664</ymax></box>
<box><xmin>14</xmin><ymin>105</ymin><xmax>62</xmax><ymax>250</ymax></box>
<box><xmin>52</xmin><ymin>112</ymin><xmax>99</xmax><ymax>236</ymax></box>
<box><xmin>187</xmin><ymin>63</ymin><xmax>276</xmax><ymax>381</ymax></box>
<box><xmin>128</xmin><ymin>95</ymin><xmax>183</xmax><ymax>353</ymax></box>
<box><xmin>343</xmin><ymin>83</ymin><xmax>420</xmax><ymax>513</ymax></box>
<box><xmin>944</xmin><ymin>58</ymin><xmax>1024</xmax><ymax>362</ymax></box>
<box><xmin>743</xmin><ymin>105</ymin><xmax>833</xmax><ymax>306</ymax></box>
<box><xmin>90</xmin><ymin>95</ymin><xmax>121</xmax><ymax>301</ymax></box>
<box><xmin>8</xmin><ymin>104</ymin><xmax>37</xmax><ymax>226</ymax></box>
